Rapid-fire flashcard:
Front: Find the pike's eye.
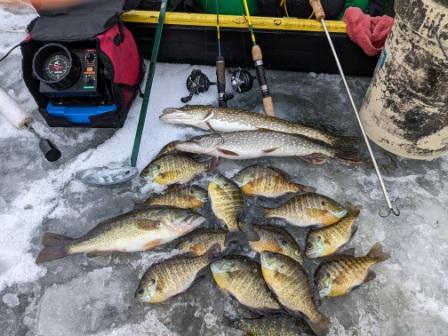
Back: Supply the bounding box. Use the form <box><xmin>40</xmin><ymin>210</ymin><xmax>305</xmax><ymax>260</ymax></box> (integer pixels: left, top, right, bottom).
<box><xmin>137</xmin><ymin>288</ymin><xmax>144</xmax><ymax>294</ymax></box>
<box><xmin>321</xmin><ymin>201</ymin><xmax>326</xmax><ymax>206</ymax></box>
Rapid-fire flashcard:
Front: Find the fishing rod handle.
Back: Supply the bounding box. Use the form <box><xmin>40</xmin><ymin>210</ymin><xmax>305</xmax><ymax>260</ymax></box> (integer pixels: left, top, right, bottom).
<box><xmin>216</xmin><ymin>55</ymin><xmax>227</xmax><ymax>107</ymax></box>
<box><xmin>309</xmin><ymin>0</ymin><xmax>326</xmax><ymax>20</ymax></box>
<box><xmin>252</xmin><ymin>45</ymin><xmax>275</xmax><ymax>116</ymax></box>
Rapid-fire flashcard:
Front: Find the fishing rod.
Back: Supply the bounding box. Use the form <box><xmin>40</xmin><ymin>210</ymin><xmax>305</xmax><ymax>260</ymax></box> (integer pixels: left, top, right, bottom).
<box><xmin>242</xmin><ymin>0</ymin><xmax>275</xmax><ymax>117</ymax></box>
<box><xmin>309</xmin><ymin>0</ymin><xmax>399</xmax><ymax>217</ymax></box>
<box><xmin>215</xmin><ymin>0</ymin><xmax>233</xmax><ymax>107</ymax></box>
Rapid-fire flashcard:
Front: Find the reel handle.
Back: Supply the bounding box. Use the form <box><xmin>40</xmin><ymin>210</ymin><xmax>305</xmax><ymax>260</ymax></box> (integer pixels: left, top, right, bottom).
<box><xmin>251</xmin><ymin>45</ymin><xmax>275</xmax><ymax>116</ymax></box>
<box><xmin>309</xmin><ymin>0</ymin><xmax>326</xmax><ymax>20</ymax></box>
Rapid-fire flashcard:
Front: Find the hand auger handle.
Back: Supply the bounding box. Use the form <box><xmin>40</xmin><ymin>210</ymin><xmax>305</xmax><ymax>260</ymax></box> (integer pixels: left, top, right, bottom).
<box><xmin>309</xmin><ymin>0</ymin><xmax>326</xmax><ymax>20</ymax></box>
<box><xmin>252</xmin><ymin>45</ymin><xmax>275</xmax><ymax>116</ymax></box>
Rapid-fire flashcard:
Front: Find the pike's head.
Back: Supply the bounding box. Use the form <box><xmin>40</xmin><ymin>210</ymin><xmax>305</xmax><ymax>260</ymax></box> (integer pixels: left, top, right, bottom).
<box><xmin>175</xmin><ymin>134</ymin><xmax>224</xmax><ymax>155</ymax></box>
<box><xmin>160</xmin><ymin>105</ymin><xmax>214</xmax><ymax>126</ymax></box>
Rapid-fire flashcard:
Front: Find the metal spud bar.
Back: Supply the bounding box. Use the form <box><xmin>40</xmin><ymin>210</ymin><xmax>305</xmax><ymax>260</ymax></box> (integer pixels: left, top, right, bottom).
<box><xmin>309</xmin><ymin>0</ymin><xmax>399</xmax><ymax>216</ymax></box>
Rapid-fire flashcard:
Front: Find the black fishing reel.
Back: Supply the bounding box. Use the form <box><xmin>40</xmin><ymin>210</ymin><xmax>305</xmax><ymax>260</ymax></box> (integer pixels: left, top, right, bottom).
<box><xmin>181</xmin><ymin>69</ymin><xmax>215</xmax><ymax>103</ymax></box>
<box><xmin>230</xmin><ymin>68</ymin><xmax>255</xmax><ymax>93</ymax></box>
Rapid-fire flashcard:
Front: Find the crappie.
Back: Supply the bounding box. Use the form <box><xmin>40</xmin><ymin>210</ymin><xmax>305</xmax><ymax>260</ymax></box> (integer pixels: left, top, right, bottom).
<box><xmin>249</xmin><ymin>224</ymin><xmax>303</xmax><ymax>264</ymax></box>
<box><xmin>36</xmin><ymin>207</ymin><xmax>205</xmax><ymax>264</ymax></box>
<box><xmin>260</xmin><ymin>252</ymin><xmax>330</xmax><ymax>336</ymax></box>
<box><xmin>176</xmin><ymin>229</ymin><xmax>227</xmax><ymax>256</ymax></box>
<box><xmin>224</xmin><ymin>315</ymin><xmax>311</xmax><ymax>336</ymax></box>
<box><xmin>233</xmin><ymin>165</ymin><xmax>314</xmax><ymax>198</ymax></box>
<box><xmin>142</xmin><ymin>185</ymin><xmax>208</xmax><ymax>209</ymax></box>
<box><xmin>136</xmin><ymin>246</ymin><xmax>219</xmax><ymax>303</ymax></box>
<box><xmin>315</xmin><ymin>243</ymin><xmax>390</xmax><ymax>298</ymax></box>
<box><xmin>141</xmin><ymin>153</ymin><xmax>209</xmax><ymax>185</ymax></box>
<box><xmin>175</xmin><ymin>131</ymin><xmax>360</xmax><ymax>165</ymax></box>
<box><xmin>306</xmin><ymin>207</ymin><xmax>360</xmax><ymax>258</ymax></box>
<box><xmin>160</xmin><ymin>105</ymin><xmax>357</xmax><ymax>148</ymax></box>
<box><xmin>211</xmin><ymin>255</ymin><xmax>281</xmax><ymax>313</ymax></box>
<box><xmin>264</xmin><ymin>192</ymin><xmax>348</xmax><ymax>228</ymax></box>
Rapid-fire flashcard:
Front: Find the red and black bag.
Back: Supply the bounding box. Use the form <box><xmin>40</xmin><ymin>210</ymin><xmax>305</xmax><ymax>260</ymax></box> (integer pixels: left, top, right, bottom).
<box><xmin>21</xmin><ymin>0</ymin><xmax>143</xmax><ymax>128</ymax></box>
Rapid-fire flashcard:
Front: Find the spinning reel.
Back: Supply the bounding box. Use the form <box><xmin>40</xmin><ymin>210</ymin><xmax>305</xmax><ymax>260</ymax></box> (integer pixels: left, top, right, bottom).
<box><xmin>181</xmin><ymin>69</ymin><xmax>216</xmax><ymax>103</ymax></box>
<box><xmin>230</xmin><ymin>68</ymin><xmax>255</xmax><ymax>93</ymax></box>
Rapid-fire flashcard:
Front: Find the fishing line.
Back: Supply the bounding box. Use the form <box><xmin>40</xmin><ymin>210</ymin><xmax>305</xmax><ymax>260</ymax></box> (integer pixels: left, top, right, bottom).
<box><xmin>0</xmin><ymin>42</ymin><xmax>21</xmax><ymax>63</ymax></box>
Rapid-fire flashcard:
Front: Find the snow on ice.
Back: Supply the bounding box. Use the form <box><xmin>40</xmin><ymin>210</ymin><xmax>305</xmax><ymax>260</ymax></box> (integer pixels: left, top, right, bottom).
<box><xmin>1</xmin><ymin>4</ymin><xmax>448</xmax><ymax>336</ymax></box>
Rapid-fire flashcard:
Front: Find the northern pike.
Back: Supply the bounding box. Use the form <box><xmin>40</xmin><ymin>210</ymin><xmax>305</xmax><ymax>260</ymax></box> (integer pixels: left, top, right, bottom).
<box><xmin>233</xmin><ymin>165</ymin><xmax>314</xmax><ymax>198</ymax></box>
<box><xmin>160</xmin><ymin>105</ymin><xmax>357</xmax><ymax>148</ymax></box>
<box><xmin>36</xmin><ymin>207</ymin><xmax>205</xmax><ymax>264</ymax></box>
<box><xmin>135</xmin><ymin>245</ymin><xmax>219</xmax><ymax>303</ymax></box>
<box><xmin>306</xmin><ymin>207</ymin><xmax>360</xmax><ymax>258</ymax></box>
<box><xmin>211</xmin><ymin>255</ymin><xmax>281</xmax><ymax>313</ymax></box>
<box><xmin>175</xmin><ymin>131</ymin><xmax>360</xmax><ymax>165</ymax></box>
<box><xmin>315</xmin><ymin>243</ymin><xmax>390</xmax><ymax>298</ymax></box>
<box><xmin>141</xmin><ymin>153</ymin><xmax>209</xmax><ymax>185</ymax></box>
<box><xmin>264</xmin><ymin>192</ymin><xmax>348</xmax><ymax>228</ymax></box>
<box><xmin>260</xmin><ymin>252</ymin><xmax>330</xmax><ymax>336</ymax></box>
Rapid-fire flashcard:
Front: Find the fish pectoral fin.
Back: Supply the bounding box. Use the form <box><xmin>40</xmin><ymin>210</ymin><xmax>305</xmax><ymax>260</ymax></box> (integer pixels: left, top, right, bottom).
<box><xmin>144</xmin><ymin>239</ymin><xmax>162</xmax><ymax>250</ymax></box>
<box><xmin>262</xmin><ymin>147</ymin><xmax>279</xmax><ymax>154</ymax></box>
<box><xmin>364</xmin><ymin>270</ymin><xmax>376</xmax><ymax>283</ymax></box>
<box><xmin>205</xmin><ymin>121</ymin><xmax>216</xmax><ymax>132</ymax></box>
<box><xmin>217</xmin><ymin>148</ymin><xmax>240</xmax><ymax>156</ymax></box>
<box><xmin>299</xmin><ymin>154</ymin><xmax>328</xmax><ymax>165</ymax></box>
<box><xmin>137</xmin><ymin>219</ymin><xmax>162</xmax><ymax>230</ymax></box>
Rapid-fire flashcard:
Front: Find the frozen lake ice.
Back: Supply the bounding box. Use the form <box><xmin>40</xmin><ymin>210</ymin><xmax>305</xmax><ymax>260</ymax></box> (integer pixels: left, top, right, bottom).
<box><xmin>1</xmin><ymin>5</ymin><xmax>447</xmax><ymax>336</ymax></box>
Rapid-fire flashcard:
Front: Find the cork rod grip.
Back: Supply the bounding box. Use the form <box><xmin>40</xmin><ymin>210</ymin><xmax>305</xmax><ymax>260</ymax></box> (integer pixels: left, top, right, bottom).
<box><xmin>251</xmin><ymin>44</ymin><xmax>263</xmax><ymax>62</ymax></box>
<box><xmin>309</xmin><ymin>0</ymin><xmax>326</xmax><ymax>20</ymax></box>
<box><xmin>263</xmin><ymin>96</ymin><xmax>275</xmax><ymax>117</ymax></box>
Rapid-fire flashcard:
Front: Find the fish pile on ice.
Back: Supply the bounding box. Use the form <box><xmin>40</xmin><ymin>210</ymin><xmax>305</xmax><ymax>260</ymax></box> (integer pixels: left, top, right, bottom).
<box><xmin>36</xmin><ymin>105</ymin><xmax>389</xmax><ymax>336</ymax></box>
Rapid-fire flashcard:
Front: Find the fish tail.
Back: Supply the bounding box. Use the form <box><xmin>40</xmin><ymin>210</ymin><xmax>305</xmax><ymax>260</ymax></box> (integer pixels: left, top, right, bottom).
<box><xmin>334</xmin><ymin>145</ymin><xmax>362</xmax><ymax>165</ymax></box>
<box><xmin>205</xmin><ymin>243</ymin><xmax>223</xmax><ymax>262</ymax></box>
<box><xmin>295</xmin><ymin>183</ymin><xmax>316</xmax><ymax>193</ymax></box>
<box><xmin>224</xmin><ymin>231</ymin><xmax>247</xmax><ymax>247</ymax></box>
<box><xmin>264</xmin><ymin>207</ymin><xmax>274</xmax><ymax>218</ymax></box>
<box><xmin>334</xmin><ymin>135</ymin><xmax>360</xmax><ymax>148</ymax></box>
<box><xmin>367</xmin><ymin>242</ymin><xmax>390</xmax><ymax>262</ymax></box>
<box><xmin>36</xmin><ymin>232</ymin><xmax>73</xmax><ymax>264</ymax></box>
<box><xmin>308</xmin><ymin>313</ymin><xmax>331</xmax><ymax>336</ymax></box>
<box><xmin>237</xmin><ymin>221</ymin><xmax>260</xmax><ymax>242</ymax></box>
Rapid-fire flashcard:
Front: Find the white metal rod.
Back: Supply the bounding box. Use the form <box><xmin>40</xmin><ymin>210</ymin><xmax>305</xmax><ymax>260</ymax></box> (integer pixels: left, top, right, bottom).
<box><xmin>321</xmin><ymin>19</ymin><xmax>399</xmax><ymax>216</ymax></box>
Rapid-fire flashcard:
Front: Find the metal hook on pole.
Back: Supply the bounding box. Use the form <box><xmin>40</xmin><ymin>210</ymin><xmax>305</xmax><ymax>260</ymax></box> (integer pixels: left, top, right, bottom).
<box><xmin>309</xmin><ymin>0</ymin><xmax>400</xmax><ymax>217</ymax></box>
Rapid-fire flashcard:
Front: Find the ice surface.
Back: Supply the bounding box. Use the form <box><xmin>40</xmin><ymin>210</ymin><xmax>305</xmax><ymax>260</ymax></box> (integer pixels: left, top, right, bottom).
<box><xmin>1</xmin><ymin>4</ymin><xmax>448</xmax><ymax>336</ymax></box>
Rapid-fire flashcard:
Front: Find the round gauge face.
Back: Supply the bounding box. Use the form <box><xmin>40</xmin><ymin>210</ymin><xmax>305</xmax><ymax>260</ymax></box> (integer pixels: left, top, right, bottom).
<box><xmin>43</xmin><ymin>53</ymin><xmax>71</xmax><ymax>81</ymax></box>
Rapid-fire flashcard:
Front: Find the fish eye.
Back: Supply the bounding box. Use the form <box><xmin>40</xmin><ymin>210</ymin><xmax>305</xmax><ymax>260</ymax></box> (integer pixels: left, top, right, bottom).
<box><xmin>149</xmin><ymin>279</ymin><xmax>156</xmax><ymax>285</ymax></box>
<box><xmin>321</xmin><ymin>201</ymin><xmax>326</xmax><ymax>206</ymax></box>
<box><xmin>279</xmin><ymin>239</ymin><xmax>288</xmax><ymax>247</ymax></box>
<box><xmin>137</xmin><ymin>288</ymin><xmax>144</xmax><ymax>294</ymax></box>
